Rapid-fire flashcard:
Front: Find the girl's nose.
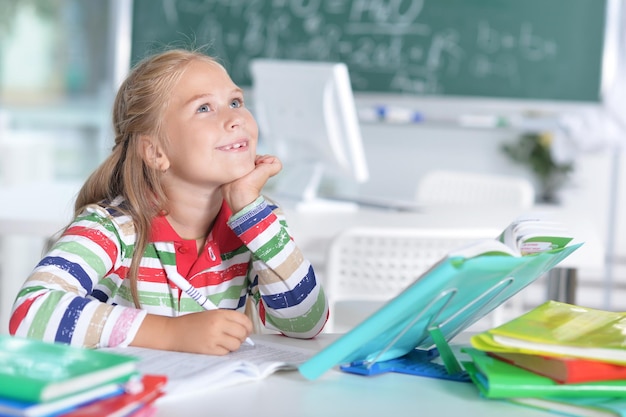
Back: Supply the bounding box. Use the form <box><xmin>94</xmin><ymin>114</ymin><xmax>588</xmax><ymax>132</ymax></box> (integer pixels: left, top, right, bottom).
<box><xmin>225</xmin><ymin>110</ymin><xmax>242</xmax><ymax>130</ymax></box>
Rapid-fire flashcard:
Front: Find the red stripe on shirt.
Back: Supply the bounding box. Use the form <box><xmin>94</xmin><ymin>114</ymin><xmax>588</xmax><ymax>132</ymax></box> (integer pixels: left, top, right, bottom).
<box><xmin>189</xmin><ymin>263</ymin><xmax>249</xmax><ymax>287</ymax></box>
<box><xmin>238</xmin><ymin>215</ymin><xmax>275</xmax><ymax>244</ymax></box>
<box><xmin>65</xmin><ymin>225</ymin><xmax>119</xmax><ymax>264</ymax></box>
<box><xmin>9</xmin><ymin>295</ymin><xmax>42</xmax><ymax>335</ymax></box>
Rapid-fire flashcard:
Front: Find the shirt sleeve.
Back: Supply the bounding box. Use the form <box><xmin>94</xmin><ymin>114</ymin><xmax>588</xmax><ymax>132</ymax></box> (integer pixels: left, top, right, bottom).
<box><xmin>228</xmin><ymin>196</ymin><xmax>329</xmax><ymax>338</ymax></box>
<box><xmin>9</xmin><ymin>204</ymin><xmax>147</xmax><ymax>349</ymax></box>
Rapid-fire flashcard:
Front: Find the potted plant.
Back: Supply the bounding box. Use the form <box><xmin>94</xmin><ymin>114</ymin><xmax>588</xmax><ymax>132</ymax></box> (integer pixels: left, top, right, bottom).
<box><xmin>501</xmin><ymin>132</ymin><xmax>574</xmax><ymax>204</ymax></box>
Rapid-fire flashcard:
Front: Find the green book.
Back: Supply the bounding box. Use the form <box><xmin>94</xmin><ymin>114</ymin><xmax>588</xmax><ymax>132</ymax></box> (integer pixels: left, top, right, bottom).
<box><xmin>462</xmin><ymin>348</ymin><xmax>626</xmax><ymax>399</ymax></box>
<box><xmin>0</xmin><ymin>335</ymin><xmax>138</xmax><ymax>403</ymax></box>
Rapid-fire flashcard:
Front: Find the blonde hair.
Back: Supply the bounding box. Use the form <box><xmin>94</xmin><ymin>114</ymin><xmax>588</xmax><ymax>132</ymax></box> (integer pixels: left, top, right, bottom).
<box><xmin>74</xmin><ymin>48</ymin><xmax>221</xmax><ymax>307</ymax></box>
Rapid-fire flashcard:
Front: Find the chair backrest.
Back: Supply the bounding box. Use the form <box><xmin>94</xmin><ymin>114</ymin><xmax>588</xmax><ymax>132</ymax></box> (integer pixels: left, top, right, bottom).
<box><xmin>324</xmin><ymin>226</ymin><xmax>501</xmax><ymax>333</ymax></box>
<box><xmin>415</xmin><ymin>170</ymin><xmax>535</xmax><ymax>208</ymax></box>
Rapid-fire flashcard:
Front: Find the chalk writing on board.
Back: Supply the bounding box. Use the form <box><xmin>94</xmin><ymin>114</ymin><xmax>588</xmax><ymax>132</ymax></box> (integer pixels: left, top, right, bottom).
<box><xmin>132</xmin><ymin>0</ymin><xmax>605</xmax><ymax>101</ymax></box>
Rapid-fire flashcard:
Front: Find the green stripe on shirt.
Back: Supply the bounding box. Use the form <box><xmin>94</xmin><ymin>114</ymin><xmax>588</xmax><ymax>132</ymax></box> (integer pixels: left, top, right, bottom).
<box><xmin>265</xmin><ymin>289</ymin><xmax>327</xmax><ymax>333</ymax></box>
<box><xmin>28</xmin><ymin>291</ymin><xmax>65</xmax><ymax>339</ymax></box>
<box><xmin>57</xmin><ymin>241</ymin><xmax>108</xmax><ymax>276</ymax></box>
<box><xmin>255</xmin><ymin>228</ymin><xmax>290</xmax><ymax>261</ymax></box>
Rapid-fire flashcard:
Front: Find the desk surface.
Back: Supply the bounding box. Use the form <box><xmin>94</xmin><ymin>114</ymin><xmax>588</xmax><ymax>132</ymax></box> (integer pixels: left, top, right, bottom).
<box><xmin>153</xmin><ymin>333</ymin><xmax>554</xmax><ymax>417</ymax></box>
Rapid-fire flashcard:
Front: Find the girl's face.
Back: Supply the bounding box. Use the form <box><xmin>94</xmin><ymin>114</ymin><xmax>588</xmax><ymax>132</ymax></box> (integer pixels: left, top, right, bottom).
<box><xmin>160</xmin><ymin>60</ymin><xmax>258</xmax><ymax>189</ymax></box>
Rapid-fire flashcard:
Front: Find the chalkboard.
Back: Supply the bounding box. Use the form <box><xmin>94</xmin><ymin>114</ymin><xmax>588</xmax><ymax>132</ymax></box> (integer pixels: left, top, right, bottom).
<box><xmin>131</xmin><ymin>0</ymin><xmax>607</xmax><ymax>102</ymax></box>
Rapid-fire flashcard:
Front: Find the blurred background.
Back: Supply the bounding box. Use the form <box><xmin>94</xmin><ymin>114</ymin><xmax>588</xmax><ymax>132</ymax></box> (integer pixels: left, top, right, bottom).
<box><xmin>0</xmin><ymin>0</ymin><xmax>117</xmax><ymax>332</ymax></box>
<box><xmin>0</xmin><ymin>0</ymin><xmax>625</xmax><ymax>333</ymax></box>
<box><xmin>1</xmin><ymin>0</ymin><xmax>114</xmax><ymax>180</ymax></box>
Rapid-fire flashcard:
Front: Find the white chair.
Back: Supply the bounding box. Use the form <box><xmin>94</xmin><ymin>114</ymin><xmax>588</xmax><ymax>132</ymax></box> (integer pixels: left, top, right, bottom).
<box><xmin>414</xmin><ymin>170</ymin><xmax>537</xmax><ymax>324</ymax></box>
<box><xmin>415</xmin><ymin>170</ymin><xmax>535</xmax><ymax>208</ymax></box>
<box><xmin>323</xmin><ymin>226</ymin><xmax>502</xmax><ymax>333</ymax></box>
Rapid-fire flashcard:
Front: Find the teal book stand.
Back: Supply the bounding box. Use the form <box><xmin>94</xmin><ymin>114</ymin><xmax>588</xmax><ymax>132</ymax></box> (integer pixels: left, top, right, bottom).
<box><xmin>298</xmin><ymin>243</ymin><xmax>582</xmax><ymax>381</ymax></box>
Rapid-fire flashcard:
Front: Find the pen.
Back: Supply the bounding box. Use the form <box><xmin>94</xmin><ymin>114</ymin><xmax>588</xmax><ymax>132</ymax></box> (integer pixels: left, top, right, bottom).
<box><xmin>165</xmin><ymin>270</ymin><xmax>255</xmax><ymax>347</ymax></box>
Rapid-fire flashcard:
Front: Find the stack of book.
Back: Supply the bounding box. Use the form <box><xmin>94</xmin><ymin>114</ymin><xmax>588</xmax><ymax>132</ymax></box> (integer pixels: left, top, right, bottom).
<box><xmin>0</xmin><ymin>335</ymin><xmax>166</xmax><ymax>417</ymax></box>
<box><xmin>463</xmin><ymin>300</ymin><xmax>626</xmax><ymax>417</ymax></box>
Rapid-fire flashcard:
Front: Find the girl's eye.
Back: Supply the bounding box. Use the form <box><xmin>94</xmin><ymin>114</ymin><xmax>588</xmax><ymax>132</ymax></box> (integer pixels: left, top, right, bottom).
<box><xmin>197</xmin><ymin>104</ymin><xmax>210</xmax><ymax>113</ymax></box>
<box><xmin>230</xmin><ymin>98</ymin><xmax>243</xmax><ymax>109</ymax></box>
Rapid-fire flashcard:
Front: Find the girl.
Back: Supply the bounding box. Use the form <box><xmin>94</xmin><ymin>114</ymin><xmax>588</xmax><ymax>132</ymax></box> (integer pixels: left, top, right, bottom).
<box><xmin>9</xmin><ymin>49</ymin><xmax>328</xmax><ymax>355</ymax></box>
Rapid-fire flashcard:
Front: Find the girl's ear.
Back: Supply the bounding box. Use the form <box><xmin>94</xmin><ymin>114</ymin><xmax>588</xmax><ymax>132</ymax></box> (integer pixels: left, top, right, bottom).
<box><xmin>140</xmin><ymin>135</ymin><xmax>170</xmax><ymax>172</ymax></box>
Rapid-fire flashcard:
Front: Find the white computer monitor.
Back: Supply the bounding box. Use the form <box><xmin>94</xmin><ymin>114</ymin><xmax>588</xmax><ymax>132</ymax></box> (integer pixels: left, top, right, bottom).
<box><xmin>249</xmin><ymin>59</ymin><xmax>369</xmax><ymax>210</ymax></box>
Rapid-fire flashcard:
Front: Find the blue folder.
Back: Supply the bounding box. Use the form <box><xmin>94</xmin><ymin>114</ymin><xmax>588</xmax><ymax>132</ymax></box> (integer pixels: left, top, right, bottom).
<box><xmin>298</xmin><ymin>243</ymin><xmax>582</xmax><ymax>381</ymax></box>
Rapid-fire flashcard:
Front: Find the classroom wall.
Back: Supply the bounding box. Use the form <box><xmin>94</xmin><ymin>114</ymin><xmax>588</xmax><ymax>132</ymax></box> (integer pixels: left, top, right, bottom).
<box><xmin>359</xmin><ymin>118</ymin><xmax>620</xmax><ymax>238</ymax></box>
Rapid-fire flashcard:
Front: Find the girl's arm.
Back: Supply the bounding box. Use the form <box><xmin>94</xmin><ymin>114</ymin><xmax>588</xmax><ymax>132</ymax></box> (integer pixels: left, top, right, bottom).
<box><xmin>229</xmin><ymin>197</ymin><xmax>329</xmax><ymax>338</ymax></box>
<box><xmin>9</xmin><ymin>205</ymin><xmax>146</xmax><ymax>348</ymax></box>
<box><xmin>10</xmin><ymin>203</ymin><xmax>255</xmax><ymax>354</ymax></box>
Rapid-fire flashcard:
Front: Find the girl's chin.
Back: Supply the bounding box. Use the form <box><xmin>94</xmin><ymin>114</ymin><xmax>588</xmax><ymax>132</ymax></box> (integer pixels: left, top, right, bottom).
<box><xmin>231</xmin><ymin>165</ymin><xmax>256</xmax><ymax>179</ymax></box>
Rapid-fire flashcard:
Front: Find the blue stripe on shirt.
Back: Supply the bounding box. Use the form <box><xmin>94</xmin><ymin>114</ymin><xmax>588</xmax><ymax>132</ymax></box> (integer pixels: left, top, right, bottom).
<box><xmin>237</xmin><ymin>295</ymin><xmax>247</xmax><ymax>309</ymax></box>
<box><xmin>230</xmin><ymin>200</ymin><xmax>271</xmax><ymax>234</ymax></box>
<box><xmin>38</xmin><ymin>256</ymin><xmax>93</xmax><ymax>293</ymax></box>
<box><xmin>92</xmin><ymin>289</ymin><xmax>109</xmax><ymax>302</ymax></box>
<box><xmin>55</xmin><ymin>297</ymin><xmax>91</xmax><ymax>344</ymax></box>
<box><xmin>261</xmin><ymin>265</ymin><xmax>316</xmax><ymax>309</ymax></box>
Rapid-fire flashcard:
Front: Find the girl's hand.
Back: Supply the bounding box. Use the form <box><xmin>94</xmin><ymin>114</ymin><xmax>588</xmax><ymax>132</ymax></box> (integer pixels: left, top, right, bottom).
<box><xmin>221</xmin><ymin>155</ymin><xmax>282</xmax><ymax>212</ymax></box>
<box><xmin>133</xmin><ymin>310</ymin><xmax>254</xmax><ymax>355</ymax></box>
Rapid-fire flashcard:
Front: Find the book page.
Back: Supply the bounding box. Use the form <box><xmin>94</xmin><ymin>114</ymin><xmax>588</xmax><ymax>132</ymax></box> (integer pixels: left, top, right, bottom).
<box><xmin>497</xmin><ymin>216</ymin><xmax>572</xmax><ymax>255</ymax></box>
<box><xmin>105</xmin><ymin>340</ymin><xmax>313</xmax><ymax>397</ymax></box>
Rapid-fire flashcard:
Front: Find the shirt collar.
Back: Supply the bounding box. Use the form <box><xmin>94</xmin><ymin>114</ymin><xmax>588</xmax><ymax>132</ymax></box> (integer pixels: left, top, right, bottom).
<box><xmin>149</xmin><ymin>200</ymin><xmax>240</xmax><ymax>249</ymax></box>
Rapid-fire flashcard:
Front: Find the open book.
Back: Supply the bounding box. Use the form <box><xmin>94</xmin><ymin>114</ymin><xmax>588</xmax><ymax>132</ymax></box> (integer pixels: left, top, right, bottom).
<box><xmin>106</xmin><ymin>338</ymin><xmax>314</xmax><ymax>400</ymax></box>
<box><xmin>449</xmin><ymin>215</ymin><xmax>573</xmax><ymax>259</ymax></box>
<box><xmin>299</xmin><ymin>218</ymin><xmax>581</xmax><ymax>380</ymax></box>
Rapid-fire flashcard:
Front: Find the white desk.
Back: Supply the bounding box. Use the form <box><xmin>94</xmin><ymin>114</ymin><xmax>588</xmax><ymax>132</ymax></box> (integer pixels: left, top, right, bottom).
<box><xmin>153</xmin><ymin>333</ymin><xmax>556</xmax><ymax>417</ymax></box>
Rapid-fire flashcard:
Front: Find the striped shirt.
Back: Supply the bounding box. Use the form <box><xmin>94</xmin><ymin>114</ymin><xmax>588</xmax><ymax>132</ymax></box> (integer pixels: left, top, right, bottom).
<box><xmin>9</xmin><ymin>196</ymin><xmax>328</xmax><ymax>348</ymax></box>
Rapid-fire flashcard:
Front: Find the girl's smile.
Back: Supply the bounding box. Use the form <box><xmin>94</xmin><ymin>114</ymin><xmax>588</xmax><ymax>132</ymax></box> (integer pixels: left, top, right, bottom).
<box><xmin>216</xmin><ymin>140</ymin><xmax>249</xmax><ymax>151</ymax></box>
